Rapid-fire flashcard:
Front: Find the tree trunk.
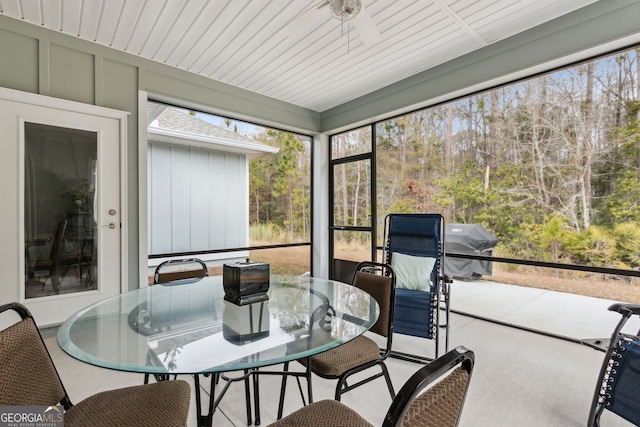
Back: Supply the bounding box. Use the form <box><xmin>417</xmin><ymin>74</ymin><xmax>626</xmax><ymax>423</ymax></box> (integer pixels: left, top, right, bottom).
<box><xmin>340</xmin><ymin>134</ymin><xmax>349</xmax><ymax>225</ymax></box>
<box><xmin>581</xmin><ymin>62</ymin><xmax>594</xmax><ymax>230</ymax></box>
<box><xmin>637</xmin><ymin>48</ymin><xmax>640</xmax><ymax>183</ymax></box>
<box><xmin>445</xmin><ymin>103</ymin><xmax>454</xmax><ymax>220</ymax></box>
<box><xmin>490</xmin><ymin>90</ymin><xmax>499</xmax><ymax>172</ymax></box>
<box><xmin>353</xmin><ymin>161</ymin><xmax>361</xmax><ymax>226</ymax></box>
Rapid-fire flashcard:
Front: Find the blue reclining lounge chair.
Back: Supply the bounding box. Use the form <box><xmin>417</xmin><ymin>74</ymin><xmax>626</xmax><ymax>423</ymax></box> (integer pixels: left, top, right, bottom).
<box><xmin>383</xmin><ymin>213</ymin><xmax>451</xmax><ymax>362</ymax></box>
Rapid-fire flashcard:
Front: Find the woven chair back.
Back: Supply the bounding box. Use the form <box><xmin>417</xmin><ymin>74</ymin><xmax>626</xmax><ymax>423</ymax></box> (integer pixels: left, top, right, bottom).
<box><xmin>400</xmin><ymin>366</ymin><xmax>469</xmax><ymax>427</ymax></box>
<box><xmin>353</xmin><ymin>270</ymin><xmax>393</xmax><ymax>337</ymax></box>
<box><xmin>155</xmin><ymin>268</ymin><xmax>207</xmax><ymax>284</ymax></box>
<box><xmin>0</xmin><ymin>317</ymin><xmax>66</xmax><ymax>406</ymax></box>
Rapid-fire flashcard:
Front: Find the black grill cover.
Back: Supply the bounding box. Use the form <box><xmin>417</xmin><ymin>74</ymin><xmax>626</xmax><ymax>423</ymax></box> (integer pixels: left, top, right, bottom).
<box><xmin>444</xmin><ymin>224</ymin><xmax>498</xmax><ymax>280</ymax></box>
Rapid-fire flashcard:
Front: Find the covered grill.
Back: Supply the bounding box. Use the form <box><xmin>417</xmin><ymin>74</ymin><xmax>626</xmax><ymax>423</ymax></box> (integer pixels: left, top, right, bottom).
<box><xmin>444</xmin><ymin>224</ymin><xmax>498</xmax><ymax>280</ymax></box>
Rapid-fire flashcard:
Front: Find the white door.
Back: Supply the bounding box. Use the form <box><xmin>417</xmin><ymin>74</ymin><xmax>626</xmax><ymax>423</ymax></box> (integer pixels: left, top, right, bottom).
<box><xmin>0</xmin><ymin>88</ymin><xmax>126</xmax><ymax>326</ymax></box>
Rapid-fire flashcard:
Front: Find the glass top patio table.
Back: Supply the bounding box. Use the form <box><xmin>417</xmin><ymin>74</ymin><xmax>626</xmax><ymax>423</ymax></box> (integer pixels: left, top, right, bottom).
<box><xmin>57</xmin><ymin>275</ymin><xmax>379</xmax><ymax>375</ymax></box>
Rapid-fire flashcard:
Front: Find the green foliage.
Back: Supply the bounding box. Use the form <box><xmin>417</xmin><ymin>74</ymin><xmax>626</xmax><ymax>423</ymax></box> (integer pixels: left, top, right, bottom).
<box><xmin>617</xmin><ymin>120</ymin><xmax>640</xmax><ymax>159</ymax></box>
<box><xmin>433</xmin><ymin>161</ymin><xmax>486</xmax><ymax>222</ymax></box>
<box><xmin>563</xmin><ymin>225</ymin><xmax>617</xmax><ymax>267</ymax></box>
<box><xmin>515</xmin><ymin>218</ymin><xmax>640</xmax><ymax>270</ymax></box>
<box><xmin>600</xmin><ymin>170</ymin><xmax>640</xmax><ymax>225</ymax></box>
<box><xmin>249</xmin><ymin>130</ymin><xmax>310</xmax><ymax>242</ymax></box>
<box><xmin>250</xmin><ymin>223</ymin><xmax>287</xmax><ymax>242</ymax></box>
<box><xmin>434</xmin><ymin>161</ymin><xmax>546</xmax><ymax>256</ymax></box>
<box><xmin>612</xmin><ymin>222</ymin><xmax>640</xmax><ymax>269</ymax></box>
<box><xmin>538</xmin><ymin>214</ymin><xmax>566</xmax><ymax>248</ymax></box>
<box><xmin>386</xmin><ymin>199</ymin><xmax>416</xmax><ymax>214</ymax></box>
<box><xmin>516</xmin><ymin>215</ymin><xmax>569</xmax><ymax>262</ymax></box>
<box><xmin>625</xmin><ymin>100</ymin><xmax>640</xmax><ymax>120</ymax></box>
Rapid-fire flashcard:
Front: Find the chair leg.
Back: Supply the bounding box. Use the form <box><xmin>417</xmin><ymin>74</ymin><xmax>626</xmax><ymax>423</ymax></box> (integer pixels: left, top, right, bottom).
<box><xmin>50</xmin><ymin>272</ymin><xmax>61</xmax><ymax>294</ymax></box>
<box><xmin>277</xmin><ymin>359</ymin><xmax>314</xmax><ymax>419</ymax></box>
<box><xmin>335</xmin><ymin>378</ymin><xmax>346</xmax><ymax>401</ymax></box>
<box><xmin>445</xmin><ymin>284</ymin><xmax>451</xmax><ymax>352</ymax></box>
<box><xmin>253</xmin><ymin>369</ymin><xmax>261</xmax><ymax>425</ymax></box>
<box><xmin>381</xmin><ymin>363</ymin><xmax>396</xmax><ymax>400</ymax></box>
<box><xmin>277</xmin><ymin>361</ymin><xmax>289</xmax><ymax>419</ymax></box>
<box><xmin>243</xmin><ymin>369</ymin><xmax>253</xmax><ymax>426</ymax></box>
<box><xmin>295</xmin><ymin>372</ymin><xmax>311</xmax><ymax>406</ymax></box>
<box><xmin>194</xmin><ymin>374</ymin><xmax>217</xmax><ymax>427</ymax></box>
<box><xmin>306</xmin><ymin>362</ymin><xmax>313</xmax><ymax>404</ymax></box>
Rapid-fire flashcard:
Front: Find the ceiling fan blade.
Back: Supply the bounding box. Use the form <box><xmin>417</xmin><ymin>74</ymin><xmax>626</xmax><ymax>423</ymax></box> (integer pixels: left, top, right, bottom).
<box><xmin>280</xmin><ymin>2</ymin><xmax>327</xmax><ymax>38</ymax></box>
<box><xmin>353</xmin><ymin>5</ymin><xmax>381</xmax><ymax>46</ymax></box>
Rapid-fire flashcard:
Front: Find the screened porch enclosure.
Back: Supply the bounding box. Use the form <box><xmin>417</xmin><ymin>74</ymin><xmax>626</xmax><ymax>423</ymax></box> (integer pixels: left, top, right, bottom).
<box><xmin>146</xmin><ymin>103</ymin><xmax>279</xmax><ymax>267</ymax></box>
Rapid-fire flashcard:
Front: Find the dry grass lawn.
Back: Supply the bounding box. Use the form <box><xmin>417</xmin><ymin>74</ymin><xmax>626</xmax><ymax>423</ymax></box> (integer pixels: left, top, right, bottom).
<box><xmin>488</xmin><ymin>265</ymin><xmax>640</xmax><ymax>304</ymax></box>
<box><xmin>196</xmin><ymin>244</ymin><xmax>640</xmax><ymax>305</ymax></box>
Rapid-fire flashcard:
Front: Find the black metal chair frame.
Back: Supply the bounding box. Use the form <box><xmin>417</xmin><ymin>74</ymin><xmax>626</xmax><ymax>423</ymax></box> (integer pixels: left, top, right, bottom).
<box><xmin>588</xmin><ymin>303</ymin><xmax>640</xmax><ymax>427</ymax></box>
<box><xmin>383</xmin><ymin>213</ymin><xmax>451</xmax><ymax>363</ymax></box>
<box><xmin>276</xmin><ymin>261</ymin><xmax>397</xmax><ymax>418</ymax></box>
<box><xmin>268</xmin><ymin>346</ymin><xmax>474</xmax><ymax>427</ymax></box>
<box><xmin>383</xmin><ymin>345</ymin><xmax>474</xmax><ymax>426</ymax></box>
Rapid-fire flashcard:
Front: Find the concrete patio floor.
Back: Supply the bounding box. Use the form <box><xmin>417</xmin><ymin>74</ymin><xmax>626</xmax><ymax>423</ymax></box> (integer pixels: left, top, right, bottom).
<box><xmin>44</xmin><ymin>279</ymin><xmax>639</xmax><ymax>426</ymax></box>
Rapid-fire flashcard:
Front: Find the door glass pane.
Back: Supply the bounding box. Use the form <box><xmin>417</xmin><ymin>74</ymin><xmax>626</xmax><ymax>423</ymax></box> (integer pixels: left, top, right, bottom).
<box><xmin>24</xmin><ymin>123</ymin><xmax>97</xmax><ymax>298</ymax></box>
<box><xmin>332</xmin><ymin>159</ymin><xmax>371</xmax><ymax>227</ymax></box>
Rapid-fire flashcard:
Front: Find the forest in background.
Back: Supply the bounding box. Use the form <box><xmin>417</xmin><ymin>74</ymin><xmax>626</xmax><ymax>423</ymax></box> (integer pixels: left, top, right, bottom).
<box><xmin>248</xmin><ymin>129</ymin><xmax>311</xmax><ymax>244</ymax></box>
<box><xmin>232</xmin><ymin>46</ymin><xmax>640</xmax><ymax>274</ymax></box>
<box><xmin>332</xmin><ymin>47</ymin><xmax>640</xmax><ymax>272</ymax></box>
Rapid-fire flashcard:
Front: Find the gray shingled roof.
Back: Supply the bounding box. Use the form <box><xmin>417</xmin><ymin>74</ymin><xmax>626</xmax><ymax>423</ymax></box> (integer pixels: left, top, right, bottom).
<box><xmin>147</xmin><ymin>102</ymin><xmax>278</xmax><ymax>158</ymax></box>
<box><xmin>155</xmin><ymin>107</ymin><xmax>260</xmax><ymax>145</ymax></box>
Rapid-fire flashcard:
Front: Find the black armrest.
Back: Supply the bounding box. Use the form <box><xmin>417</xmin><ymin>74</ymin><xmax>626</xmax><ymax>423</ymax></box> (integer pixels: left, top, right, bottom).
<box><xmin>608</xmin><ymin>303</ymin><xmax>640</xmax><ymax>316</ymax></box>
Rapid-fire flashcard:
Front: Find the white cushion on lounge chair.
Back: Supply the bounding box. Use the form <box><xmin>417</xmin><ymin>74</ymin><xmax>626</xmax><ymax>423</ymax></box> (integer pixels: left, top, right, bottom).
<box><xmin>391</xmin><ymin>252</ymin><xmax>435</xmax><ymax>291</ymax></box>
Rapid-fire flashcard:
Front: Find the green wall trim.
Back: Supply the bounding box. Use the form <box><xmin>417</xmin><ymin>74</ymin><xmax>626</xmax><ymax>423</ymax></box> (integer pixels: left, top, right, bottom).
<box><xmin>49</xmin><ymin>43</ymin><xmax>95</xmax><ymax>105</ymax></box>
<box><xmin>0</xmin><ymin>14</ymin><xmax>319</xmax><ymax>133</ymax></box>
<box><xmin>144</xmin><ymin>68</ymin><xmax>321</xmax><ymax>134</ymax></box>
<box><xmin>0</xmin><ymin>28</ymin><xmax>38</xmax><ymax>93</ymax></box>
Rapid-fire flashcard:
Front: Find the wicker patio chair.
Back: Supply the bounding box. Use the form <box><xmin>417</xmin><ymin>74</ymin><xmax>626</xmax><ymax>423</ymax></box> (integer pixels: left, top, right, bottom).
<box><xmin>0</xmin><ymin>301</ymin><xmax>191</xmax><ymax>427</ymax></box>
<box><xmin>270</xmin><ymin>346</ymin><xmax>475</xmax><ymax>427</ymax></box>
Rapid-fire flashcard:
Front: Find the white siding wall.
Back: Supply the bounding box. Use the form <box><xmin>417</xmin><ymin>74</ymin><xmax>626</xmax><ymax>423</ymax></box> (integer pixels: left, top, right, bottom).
<box><xmin>148</xmin><ymin>141</ymin><xmax>247</xmax><ymax>255</ymax></box>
